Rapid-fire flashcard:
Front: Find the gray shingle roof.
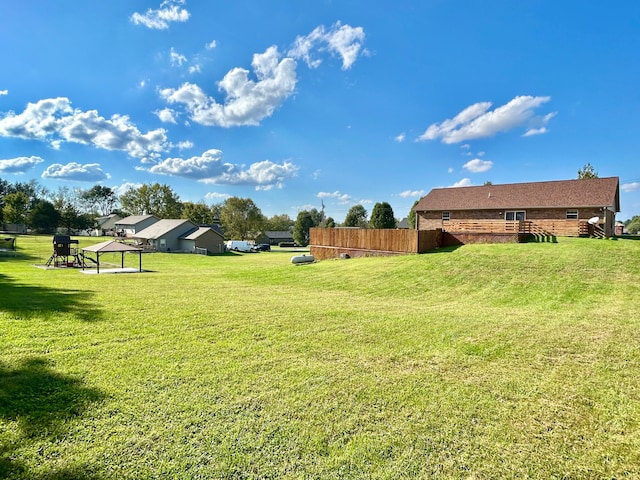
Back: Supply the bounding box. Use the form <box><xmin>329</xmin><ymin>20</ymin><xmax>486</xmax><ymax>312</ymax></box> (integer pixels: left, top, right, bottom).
<box><xmin>134</xmin><ymin>219</ymin><xmax>195</xmax><ymax>239</ymax></box>
<box><xmin>414</xmin><ymin>177</ymin><xmax>620</xmax><ymax>212</ymax></box>
<box><xmin>115</xmin><ymin>214</ymin><xmax>159</xmax><ymax>226</ymax></box>
<box><xmin>180</xmin><ymin>226</ymin><xmax>223</xmax><ymax>240</ymax></box>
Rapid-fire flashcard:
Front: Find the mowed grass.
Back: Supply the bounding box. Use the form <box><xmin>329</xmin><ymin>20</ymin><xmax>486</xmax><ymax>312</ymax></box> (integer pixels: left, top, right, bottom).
<box><xmin>1</xmin><ymin>235</ymin><xmax>639</xmax><ymax>479</ymax></box>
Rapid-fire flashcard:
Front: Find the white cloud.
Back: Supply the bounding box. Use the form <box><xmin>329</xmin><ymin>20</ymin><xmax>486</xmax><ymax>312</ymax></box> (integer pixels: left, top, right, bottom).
<box><xmin>149</xmin><ymin>149</ymin><xmax>227</xmax><ymax>179</ymax></box>
<box><xmin>448</xmin><ymin>167</ymin><xmax>455</xmax><ymax>173</ymax></box>
<box><xmin>0</xmin><ymin>156</ymin><xmax>44</xmax><ymax>173</ymax></box>
<box><xmin>155</xmin><ymin>108</ymin><xmax>177</xmax><ymax>124</ymax></box>
<box><xmin>131</xmin><ymin>0</ymin><xmax>190</xmax><ymax>30</ymax></box>
<box><xmin>160</xmin><ymin>46</ymin><xmax>297</xmax><ymax>127</ymax></box>
<box><xmin>450</xmin><ymin>178</ymin><xmax>472</xmax><ymax>188</ymax></box>
<box><xmin>399</xmin><ymin>189</ymin><xmax>426</xmax><ymax>198</ymax></box>
<box><xmin>0</xmin><ymin>97</ymin><xmax>169</xmax><ymax>161</ymax></box>
<box><xmin>317</xmin><ymin>191</ymin><xmax>352</xmax><ymax>203</ymax></box>
<box><xmin>41</xmin><ymin>162</ymin><xmax>110</xmax><ymax>182</ymax></box>
<box><xmin>0</xmin><ymin>90</ymin><xmax>8</xmax><ymax>96</ymax></box>
<box><xmin>177</xmin><ymin>140</ymin><xmax>193</xmax><ymax>149</ymax></box>
<box><xmin>621</xmin><ymin>182</ymin><xmax>640</xmax><ymax>193</ymax></box>
<box><xmin>395</xmin><ymin>133</ymin><xmax>406</xmax><ymax>143</ymax></box>
<box><xmin>463</xmin><ymin>158</ymin><xmax>493</xmax><ymax>173</ymax></box>
<box><xmin>189</xmin><ymin>64</ymin><xmax>202</xmax><ymax>74</ymax></box>
<box><xmin>205</xmin><ymin>191</ymin><xmax>230</xmax><ymax>200</ymax></box>
<box><xmin>170</xmin><ymin>48</ymin><xmax>187</xmax><ymax>67</ymax></box>
<box><xmin>523</xmin><ymin>127</ymin><xmax>547</xmax><ymax>136</ymax></box>
<box><xmin>205</xmin><ymin>40</ymin><xmax>217</xmax><ymax>50</ymax></box>
<box><xmin>112</xmin><ymin>182</ymin><xmax>143</xmax><ymax>196</ymax></box>
<box><xmin>148</xmin><ymin>148</ymin><xmax>298</xmax><ymax>189</ymax></box>
<box><xmin>418</xmin><ymin>96</ymin><xmax>555</xmax><ymax>144</ymax></box>
<box><xmin>289</xmin><ymin>22</ymin><xmax>366</xmax><ymax>70</ymax></box>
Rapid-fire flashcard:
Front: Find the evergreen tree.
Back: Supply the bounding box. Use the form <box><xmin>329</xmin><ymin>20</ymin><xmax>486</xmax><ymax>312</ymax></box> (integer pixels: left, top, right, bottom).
<box><xmin>344</xmin><ymin>204</ymin><xmax>368</xmax><ymax>228</ymax></box>
<box><xmin>369</xmin><ymin>202</ymin><xmax>396</xmax><ymax>229</ymax></box>
<box><xmin>293</xmin><ymin>210</ymin><xmax>315</xmax><ymax>247</ymax></box>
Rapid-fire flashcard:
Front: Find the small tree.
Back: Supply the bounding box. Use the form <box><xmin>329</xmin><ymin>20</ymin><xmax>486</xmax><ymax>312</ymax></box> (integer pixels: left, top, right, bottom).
<box><xmin>219</xmin><ymin>197</ymin><xmax>265</xmax><ymax>240</ymax></box>
<box><xmin>120</xmin><ymin>183</ymin><xmax>182</xmax><ymax>218</ymax></box>
<box><xmin>369</xmin><ymin>202</ymin><xmax>396</xmax><ymax>229</ymax></box>
<box><xmin>265</xmin><ymin>214</ymin><xmax>294</xmax><ymax>232</ymax></box>
<box><xmin>81</xmin><ymin>185</ymin><xmax>118</xmax><ymax>216</ymax></box>
<box><xmin>28</xmin><ymin>200</ymin><xmax>60</xmax><ymax>234</ymax></box>
<box><xmin>407</xmin><ymin>198</ymin><xmax>422</xmax><ymax>230</ymax></box>
<box><xmin>344</xmin><ymin>204</ymin><xmax>368</xmax><ymax>228</ymax></box>
<box><xmin>293</xmin><ymin>210</ymin><xmax>315</xmax><ymax>247</ymax></box>
<box><xmin>182</xmin><ymin>201</ymin><xmax>215</xmax><ymax>225</ymax></box>
<box><xmin>578</xmin><ymin>163</ymin><xmax>598</xmax><ymax>179</ymax></box>
<box><xmin>625</xmin><ymin>215</ymin><xmax>640</xmax><ymax>234</ymax></box>
<box><xmin>2</xmin><ymin>192</ymin><xmax>30</xmax><ymax>224</ymax></box>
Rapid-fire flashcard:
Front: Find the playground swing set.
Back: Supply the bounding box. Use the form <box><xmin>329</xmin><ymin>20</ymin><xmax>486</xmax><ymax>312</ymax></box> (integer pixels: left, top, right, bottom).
<box><xmin>46</xmin><ymin>235</ymin><xmax>92</xmax><ymax>268</ymax></box>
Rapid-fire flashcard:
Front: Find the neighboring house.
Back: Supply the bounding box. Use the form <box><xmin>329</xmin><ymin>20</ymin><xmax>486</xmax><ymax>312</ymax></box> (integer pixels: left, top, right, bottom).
<box><xmin>258</xmin><ymin>230</ymin><xmax>295</xmax><ymax>245</ymax></box>
<box><xmin>114</xmin><ymin>215</ymin><xmax>160</xmax><ymax>237</ymax></box>
<box><xmin>180</xmin><ymin>226</ymin><xmax>225</xmax><ymax>254</ymax></box>
<box><xmin>1</xmin><ymin>223</ymin><xmax>27</xmax><ymax>234</ymax></box>
<box><xmin>95</xmin><ymin>214</ymin><xmax>122</xmax><ymax>236</ymax></box>
<box><xmin>133</xmin><ymin>219</ymin><xmax>196</xmax><ymax>252</ymax></box>
<box><xmin>414</xmin><ymin>177</ymin><xmax>620</xmax><ymax>238</ymax></box>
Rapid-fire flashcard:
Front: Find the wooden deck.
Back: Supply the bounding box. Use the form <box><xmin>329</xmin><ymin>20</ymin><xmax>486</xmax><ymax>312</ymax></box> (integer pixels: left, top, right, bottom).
<box><xmin>442</xmin><ymin>219</ymin><xmax>589</xmax><ymax>237</ymax></box>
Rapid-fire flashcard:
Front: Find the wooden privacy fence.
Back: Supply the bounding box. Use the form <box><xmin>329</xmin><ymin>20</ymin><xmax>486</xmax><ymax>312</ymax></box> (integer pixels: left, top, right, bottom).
<box><xmin>309</xmin><ymin>228</ymin><xmax>440</xmax><ymax>260</ymax></box>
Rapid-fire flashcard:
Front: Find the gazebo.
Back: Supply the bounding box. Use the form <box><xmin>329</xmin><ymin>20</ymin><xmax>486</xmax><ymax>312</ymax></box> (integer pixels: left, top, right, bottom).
<box><xmin>82</xmin><ymin>241</ymin><xmax>143</xmax><ymax>274</ymax></box>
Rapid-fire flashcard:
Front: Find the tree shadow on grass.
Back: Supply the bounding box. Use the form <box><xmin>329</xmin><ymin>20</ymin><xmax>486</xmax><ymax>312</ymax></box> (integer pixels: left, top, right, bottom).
<box><xmin>0</xmin><ymin>357</ymin><xmax>106</xmax><ymax>479</ymax></box>
<box><xmin>0</xmin><ymin>250</ymin><xmax>38</xmax><ymax>263</ymax></box>
<box><xmin>0</xmin><ymin>273</ymin><xmax>104</xmax><ymax>322</ymax></box>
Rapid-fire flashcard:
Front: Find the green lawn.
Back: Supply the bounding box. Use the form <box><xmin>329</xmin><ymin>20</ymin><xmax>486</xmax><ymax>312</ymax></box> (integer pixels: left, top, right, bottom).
<box><xmin>1</xmin><ymin>235</ymin><xmax>639</xmax><ymax>479</ymax></box>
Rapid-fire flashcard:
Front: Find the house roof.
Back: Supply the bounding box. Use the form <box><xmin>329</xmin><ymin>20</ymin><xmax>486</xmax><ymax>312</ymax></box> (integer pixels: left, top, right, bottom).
<box><xmin>414</xmin><ymin>177</ymin><xmax>620</xmax><ymax>212</ymax></box>
<box><xmin>115</xmin><ymin>214</ymin><xmax>159</xmax><ymax>226</ymax></box>
<box><xmin>180</xmin><ymin>226</ymin><xmax>223</xmax><ymax>240</ymax></box>
<box><xmin>134</xmin><ymin>219</ymin><xmax>196</xmax><ymax>239</ymax></box>
<box><xmin>264</xmin><ymin>230</ymin><xmax>294</xmax><ymax>238</ymax></box>
<box><xmin>95</xmin><ymin>214</ymin><xmax>122</xmax><ymax>228</ymax></box>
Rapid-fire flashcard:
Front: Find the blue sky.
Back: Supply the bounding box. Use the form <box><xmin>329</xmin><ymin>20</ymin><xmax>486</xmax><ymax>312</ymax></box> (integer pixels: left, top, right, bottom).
<box><xmin>1</xmin><ymin>1</ymin><xmax>639</xmax><ymax>222</ymax></box>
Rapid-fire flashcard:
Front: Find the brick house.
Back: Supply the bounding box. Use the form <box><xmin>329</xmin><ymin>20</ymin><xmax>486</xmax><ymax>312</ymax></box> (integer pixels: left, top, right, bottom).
<box><xmin>413</xmin><ymin>177</ymin><xmax>620</xmax><ymax>239</ymax></box>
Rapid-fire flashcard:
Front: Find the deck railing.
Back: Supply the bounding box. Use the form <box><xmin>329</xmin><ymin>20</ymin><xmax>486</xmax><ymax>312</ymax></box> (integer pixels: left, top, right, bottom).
<box><xmin>443</xmin><ymin>219</ymin><xmax>585</xmax><ymax>237</ymax></box>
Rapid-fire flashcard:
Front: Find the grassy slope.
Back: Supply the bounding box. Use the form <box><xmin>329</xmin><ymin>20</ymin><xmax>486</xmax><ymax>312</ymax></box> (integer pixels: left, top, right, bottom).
<box><xmin>1</xmin><ymin>236</ymin><xmax>639</xmax><ymax>479</ymax></box>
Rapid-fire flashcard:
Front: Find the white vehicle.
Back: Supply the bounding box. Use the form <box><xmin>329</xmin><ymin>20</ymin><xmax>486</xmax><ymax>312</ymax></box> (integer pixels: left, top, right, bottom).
<box><xmin>226</xmin><ymin>240</ymin><xmax>253</xmax><ymax>252</ymax></box>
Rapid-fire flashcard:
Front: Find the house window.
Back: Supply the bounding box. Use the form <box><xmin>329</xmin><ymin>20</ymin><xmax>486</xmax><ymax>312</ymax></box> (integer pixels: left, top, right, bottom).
<box><xmin>442</xmin><ymin>211</ymin><xmax>450</xmax><ymax>221</ymax></box>
<box><xmin>505</xmin><ymin>211</ymin><xmax>526</xmax><ymax>221</ymax></box>
<box><xmin>566</xmin><ymin>210</ymin><xmax>578</xmax><ymax>219</ymax></box>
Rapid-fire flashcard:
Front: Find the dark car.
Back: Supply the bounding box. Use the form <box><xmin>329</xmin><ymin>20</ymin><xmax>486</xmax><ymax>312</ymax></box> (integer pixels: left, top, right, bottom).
<box><xmin>253</xmin><ymin>243</ymin><xmax>271</xmax><ymax>252</ymax></box>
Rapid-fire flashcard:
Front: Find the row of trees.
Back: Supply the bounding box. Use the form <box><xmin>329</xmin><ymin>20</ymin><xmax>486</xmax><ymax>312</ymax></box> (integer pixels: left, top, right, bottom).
<box><xmin>291</xmin><ymin>202</ymin><xmax>398</xmax><ymax>246</ymax></box>
<box><xmin>0</xmin><ymin>178</ymin><xmax>402</xmax><ymax>244</ymax></box>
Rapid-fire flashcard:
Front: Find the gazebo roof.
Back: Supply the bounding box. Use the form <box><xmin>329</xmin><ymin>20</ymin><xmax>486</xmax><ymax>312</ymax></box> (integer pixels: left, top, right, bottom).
<box><xmin>82</xmin><ymin>240</ymin><xmax>141</xmax><ymax>253</ymax></box>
